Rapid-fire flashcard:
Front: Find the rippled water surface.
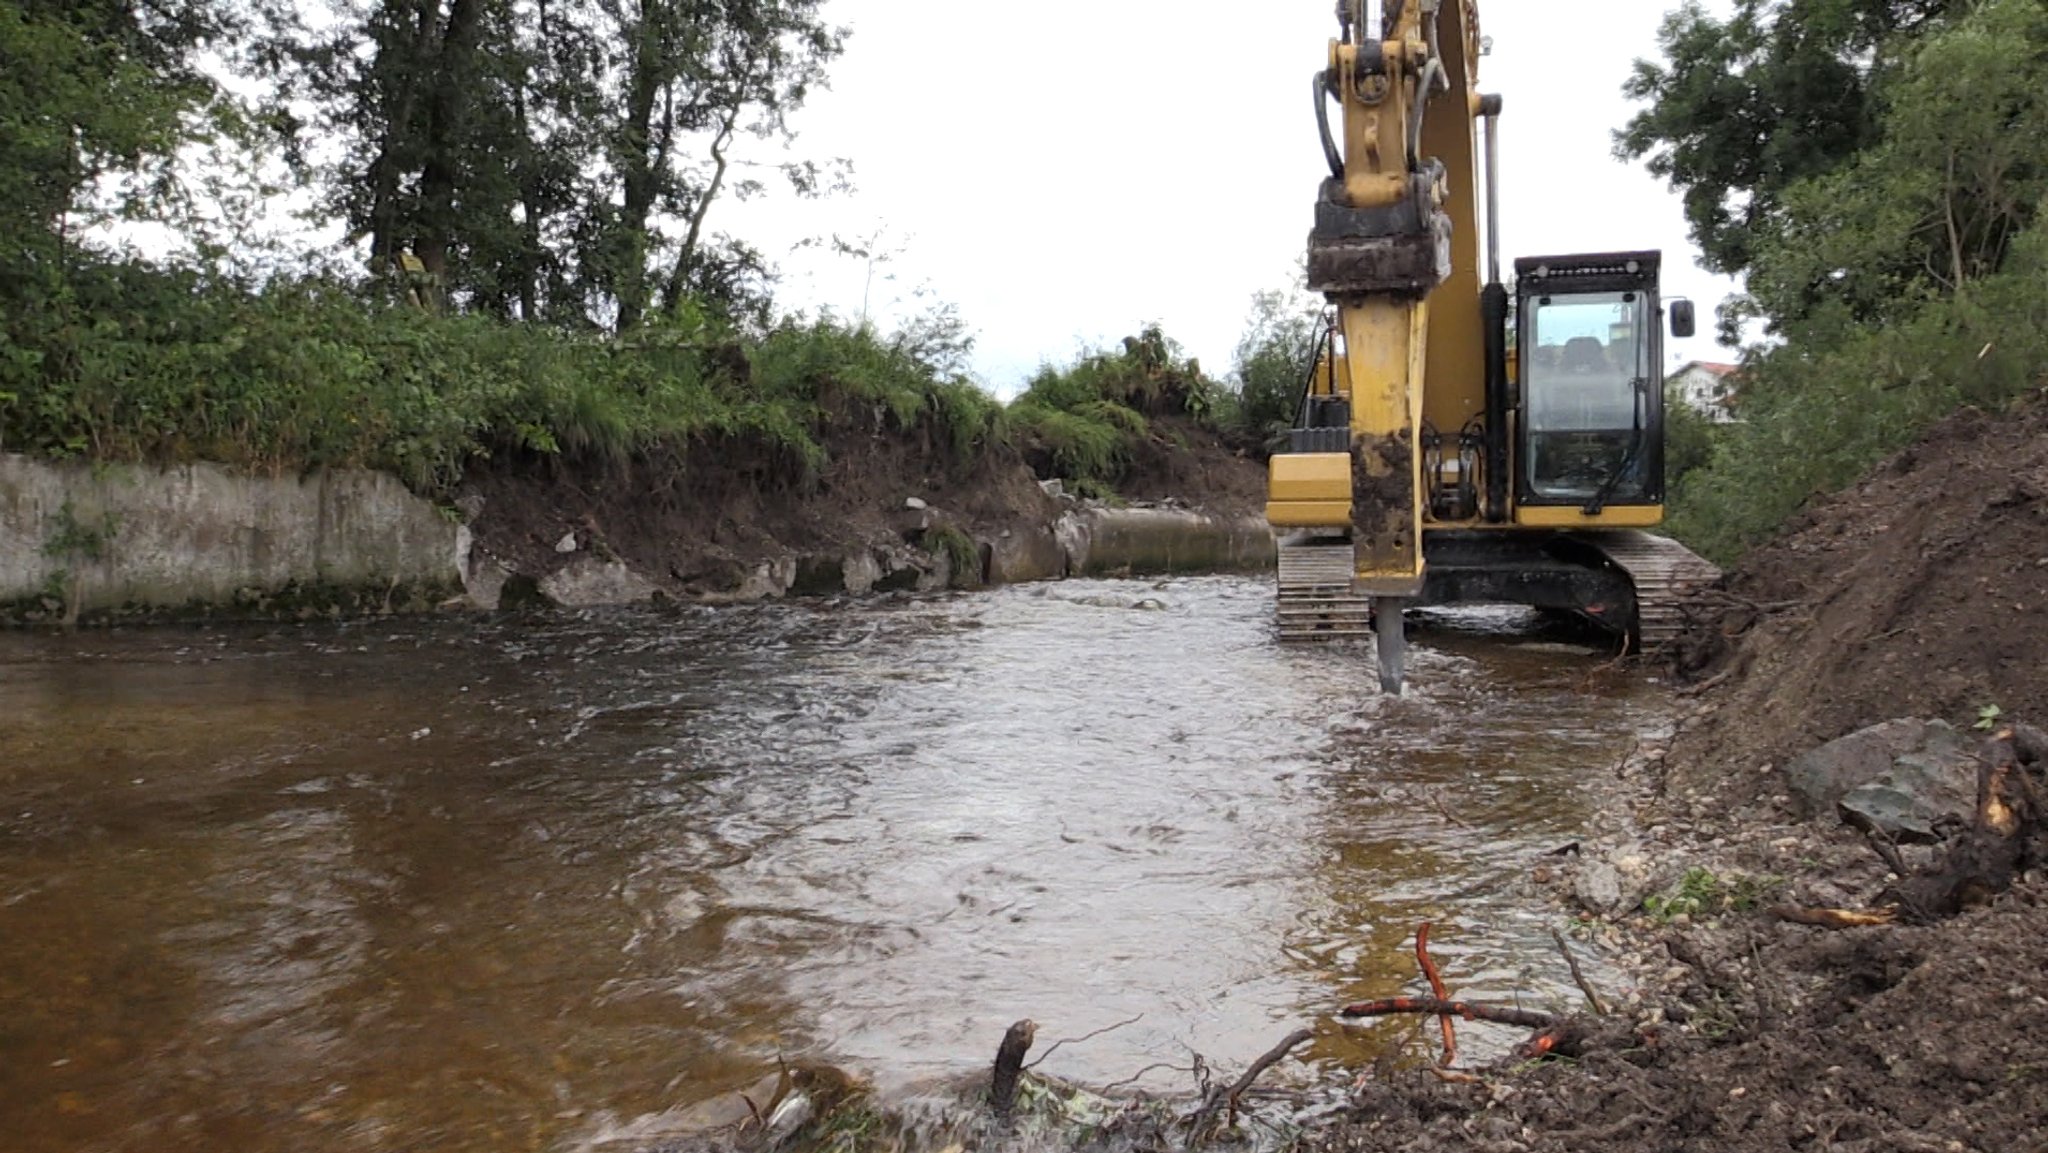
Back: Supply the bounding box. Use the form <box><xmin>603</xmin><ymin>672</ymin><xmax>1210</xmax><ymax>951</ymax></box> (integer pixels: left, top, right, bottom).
<box><xmin>0</xmin><ymin>578</ymin><xmax>1666</xmax><ymax>1151</ymax></box>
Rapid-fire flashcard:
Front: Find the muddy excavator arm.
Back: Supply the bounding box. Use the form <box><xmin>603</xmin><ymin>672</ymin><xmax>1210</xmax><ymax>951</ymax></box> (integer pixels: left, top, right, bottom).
<box><xmin>1269</xmin><ymin>0</ymin><xmax>1497</xmax><ymax>691</ymax></box>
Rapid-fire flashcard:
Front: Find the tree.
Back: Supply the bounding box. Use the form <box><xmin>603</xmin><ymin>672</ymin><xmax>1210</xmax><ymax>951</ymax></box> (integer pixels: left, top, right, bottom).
<box><xmin>1616</xmin><ymin>0</ymin><xmax>1958</xmax><ymax>277</ymax></box>
<box><xmin>283</xmin><ymin>0</ymin><xmax>842</xmax><ymax>328</ymax></box>
<box><xmin>590</xmin><ymin>0</ymin><xmax>844</xmax><ymax>331</ymax></box>
<box><xmin>0</xmin><ymin>0</ymin><xmax>226</xmax><ymax>273</ymax></box>
<box><xmin>1741</xmin><ymin>0</ymin><xmax>2048</xmax><ymax>336</ymax></box>
<box><xmin>1230</xmin><ymin>287</ymin><xmax>1325</xmax><ymax>443</ymax></box>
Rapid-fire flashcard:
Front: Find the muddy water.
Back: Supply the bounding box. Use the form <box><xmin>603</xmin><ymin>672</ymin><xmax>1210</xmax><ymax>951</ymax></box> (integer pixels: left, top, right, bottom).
<box><xmin>0</xmin><ymin>578</ymin><xmax>1664</xmax><ymax>1152</ymax></box>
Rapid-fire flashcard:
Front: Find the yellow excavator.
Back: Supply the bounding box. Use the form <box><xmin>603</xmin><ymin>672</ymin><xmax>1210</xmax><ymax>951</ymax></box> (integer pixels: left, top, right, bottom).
<box><xmin>1268</xmin><ymin>0</ymin><xmax>1719</xmax><ymax>692</ymax></box>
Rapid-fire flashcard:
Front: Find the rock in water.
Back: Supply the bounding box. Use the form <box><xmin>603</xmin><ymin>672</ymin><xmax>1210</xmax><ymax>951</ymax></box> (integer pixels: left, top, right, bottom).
<box><xmin>1574</xmin><ymin>862</ymin><xmax>1625</xmax><ymax>915</ymax></box>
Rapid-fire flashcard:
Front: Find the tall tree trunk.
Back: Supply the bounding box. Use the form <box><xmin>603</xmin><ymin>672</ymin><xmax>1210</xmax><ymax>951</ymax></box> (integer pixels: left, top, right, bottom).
<box><xmin>367</xmin><ymin>0</ymin><xmax>443</xmax><ymax>271</ymax></box>
<box><xmin>411</xmin><ymin>0</ymin><xmax>488</xmax><ymax>308</ymax></box>
<box><xmin>614</xmin><ymin>0</ymin><xmax>678</xmax><ymax>332</ymax></box>
<box><xmin>661</xmin><ymin>112</ymin><xmax>737</xmax><ymax>312</ymax></box>
<box><xmin>513</xmin><ymin>74</ymin><xmax>542</xmax><ymax>320</ymax></box>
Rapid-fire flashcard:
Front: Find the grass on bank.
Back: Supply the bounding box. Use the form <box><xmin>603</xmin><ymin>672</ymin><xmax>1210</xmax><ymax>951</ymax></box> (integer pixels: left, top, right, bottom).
<box><xmin>1665</xmin><ymin>243</ymin><xmax>2048</xmax><ymax>564</ymax></box>
<box><xmin>1006</xmin><ymin>325</ymin><xmax>1237</xmax><ymax>497</ymax></box>
<box><xmin>0</xmin><ymin>261</ymin><xmax>1005</xmax><ymax>496</ymax></box>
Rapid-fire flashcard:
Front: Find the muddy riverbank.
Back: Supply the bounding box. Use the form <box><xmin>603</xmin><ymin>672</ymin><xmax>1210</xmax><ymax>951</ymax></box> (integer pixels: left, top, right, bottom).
<box><xmin>2</xmin><ymin>426</ymin><xmax>1273</xmax><ymax>623</ymax></box>
<box><xmin>1294</xmin><ymin>398</ymin><xmax>2048</xmax><ymax>1153</ymax></box>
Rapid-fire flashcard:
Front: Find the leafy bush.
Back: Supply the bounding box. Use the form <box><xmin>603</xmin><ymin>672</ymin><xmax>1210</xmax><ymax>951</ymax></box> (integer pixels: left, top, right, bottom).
<box><xmin>1007</xmin><ymin>325</ymin><xmax>1224</xmax><ymax>490</ymax></box>
<box><xmin>1666</xmin><ymin>245</ymin><xmax>2048</xmax><ymax>563</ymax></box>
<box><xmin>1230</xmin><ymin>287</ymin><xmax>1324</xmax><ymax>445</ymax></box>
<box><xmin>0</xmin><ymin>259</ymin><xmax>1004</xmax><ymax>495</ymax></box>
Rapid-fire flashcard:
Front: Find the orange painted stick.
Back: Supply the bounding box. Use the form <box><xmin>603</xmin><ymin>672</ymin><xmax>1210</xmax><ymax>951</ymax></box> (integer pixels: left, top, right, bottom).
<box><xmin>1416</xmin><ymin>923</ymin><xmax>1457</xmax><ymax>1067</ymax></box>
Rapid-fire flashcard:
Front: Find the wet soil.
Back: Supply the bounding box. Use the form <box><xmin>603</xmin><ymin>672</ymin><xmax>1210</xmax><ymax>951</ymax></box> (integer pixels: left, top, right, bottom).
<box><xmin>466</xmin><ymin>399</ymin><xmax>1268</xmax><ymax>599</ymax></box>
<box><xmin>462</xmin><ymin>402</ymin><xmax>1060</xmax><ymax>597</ymax></box>
<box><xmin>1298</xmin><ymin>396</ymin><xmax>2048</xmax><ymax>1153</ymax></box>
<box><xmin>1668</xmin><ymin>394</ymin><xmax>2048</xmax><ymax>800</ymax></box>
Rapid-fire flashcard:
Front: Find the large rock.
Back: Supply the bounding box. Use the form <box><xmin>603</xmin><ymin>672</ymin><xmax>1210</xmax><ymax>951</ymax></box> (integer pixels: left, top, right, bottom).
<box><xmin>1784</xmin><ymin>719</ymin><xmax>1978</xmax><ymax>841</ymax></box>
<box><xmin>538</xmin><ymin>558</ymin><xmax>660</xmax><ymax>607</ymax></box>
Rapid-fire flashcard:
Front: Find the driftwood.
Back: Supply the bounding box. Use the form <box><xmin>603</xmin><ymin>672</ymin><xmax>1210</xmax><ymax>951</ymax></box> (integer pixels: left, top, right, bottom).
<box><xmin>1772</xmin><ymin>905</ymin><xmax>1900</xmax><ymax>929</ymax></box>
<box><xmin>988</xmin><ymin>1019</ymin><xmax>1037</xmax><ymax>1118</ymax></box>
<box><xmin>1337</xmin><ymin>997</ymin><xmax>1558</xmax><ymax>1031</ymax></box>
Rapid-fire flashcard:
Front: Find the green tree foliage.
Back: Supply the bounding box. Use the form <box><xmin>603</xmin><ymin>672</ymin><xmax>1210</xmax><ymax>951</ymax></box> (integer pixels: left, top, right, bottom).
<box><xmin>1009</xmin><ymin>326</ymin><xmax>1226</xmax><ymax>496</ymax></box>
<box><xmin>1230</xmin><ymin>287</ymin><xmax>1324</xmax><ymax>446</ymax></box>
<box><xmin>0</xmin><ymin>0</ymin><xmax>226</xmax><ymax>270</ymax></box>
<box><xmin>269</xmin><ymin>0</ymin><xmax>842</xmax><ymax>327</ymax></box>
<box><xmin>1650</xmin><ymin>0</ymin><xmax>2048</xmax><ymax>561</ymax></box>
<box><xmin>1660</xmin><ymin>385</ymin><xmax>1722</xmax><ymax>494</ymax></box>
<box><xmin>1618</xmin><ymin>0</ymin><xmax>1959</xmax><ymax>280</ymax></box>
<box><xmin>1742</xmin><ymin>0</ymin><xmax>2047</xmax><ymax>336</ymax></box>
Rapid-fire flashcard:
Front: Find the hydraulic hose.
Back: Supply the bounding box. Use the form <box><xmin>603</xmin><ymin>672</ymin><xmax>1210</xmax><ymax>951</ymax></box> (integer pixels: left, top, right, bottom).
<box><xmin>1406</xmin><ymin>58</ymin><xmax>1443</xmax><ymax>171</ymax></box>
<box><xmin>1291</xmin><ymin>320</ymin><xmax>1336</xmax><ymax>429</ymax></box>
<box><xmin>1315</xmin><ymin>71</ymin><xmax>1345</xmax><ymax>181</ymax></box>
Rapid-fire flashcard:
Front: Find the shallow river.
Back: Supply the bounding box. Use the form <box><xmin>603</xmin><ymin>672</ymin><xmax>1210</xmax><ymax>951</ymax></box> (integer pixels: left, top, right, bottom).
<box><xmin>0</xmin><ymin>577</ymin><xmax>1665</xmax><ymax>1152</ymax></box>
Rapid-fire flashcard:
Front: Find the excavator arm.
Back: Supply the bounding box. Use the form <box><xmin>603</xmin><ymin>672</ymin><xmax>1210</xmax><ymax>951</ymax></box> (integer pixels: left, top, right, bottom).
<box><xmin>1272</xmin><ymin>0</ymin><xmax>1496</xmax><ymax>690</ymax></box>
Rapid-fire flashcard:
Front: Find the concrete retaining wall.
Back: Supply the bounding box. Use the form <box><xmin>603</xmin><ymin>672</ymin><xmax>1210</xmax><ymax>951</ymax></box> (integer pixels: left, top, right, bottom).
<box><xmin>1</xmin><ymin>455</ymin><xmax>466</xmax><ymax>622</ymax></box>
<box><xmin>1058</xmin><ymin>507</ymin><xmax>1276</xmax><ymax>577</ymax></box>
<box><xmin>1</xmin><ymin>455</ymin><xmax>1277</xmax><ymax>622</ymax></box>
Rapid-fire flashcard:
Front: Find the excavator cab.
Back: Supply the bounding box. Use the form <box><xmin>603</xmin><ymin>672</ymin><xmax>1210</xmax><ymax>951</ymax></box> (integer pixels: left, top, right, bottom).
<box><xmin>1513</xmin><ymin>252</ymin><xmax>1673</xmax><ymax>515</ymax></box>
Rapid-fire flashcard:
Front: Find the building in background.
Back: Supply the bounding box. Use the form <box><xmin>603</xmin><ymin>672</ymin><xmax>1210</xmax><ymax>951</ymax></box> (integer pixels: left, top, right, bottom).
<box><xmin>1667</xmin><ymin>360</ymin><xmax>1742</xmax><ymax>423</ymax></box>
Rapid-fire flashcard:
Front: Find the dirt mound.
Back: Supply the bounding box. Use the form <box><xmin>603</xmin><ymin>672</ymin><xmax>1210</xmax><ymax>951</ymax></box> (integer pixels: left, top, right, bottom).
<box><xmin>1308</xmin><ymin>884</ymin><xmax>2048</xmax><ymax>1153</ymax></box>
<box><xmin>1114</xmin><ymin>412</ymin><xmax>1269</xmax><ymax>513</ymax></box>
<box><xmin>1668</xmin><ymin>392</ymin><xmax>2048</xmax><ymax>802</ymax></box>
<box><xmin>463</xmin><ymin>402</ymin><xmax>1058</xmax><ymax>597</ymax></box>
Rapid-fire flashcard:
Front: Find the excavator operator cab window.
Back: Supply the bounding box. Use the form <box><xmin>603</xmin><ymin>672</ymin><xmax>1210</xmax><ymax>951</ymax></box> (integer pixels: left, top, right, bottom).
<box><xmin>1522</xmin><ymin>290</ymin><xmax>1660</xmax><ymax>506</ymax></box>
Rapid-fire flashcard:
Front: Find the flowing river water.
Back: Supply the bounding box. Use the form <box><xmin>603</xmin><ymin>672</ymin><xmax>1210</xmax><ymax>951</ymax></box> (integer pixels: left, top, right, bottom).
<box><xmin>0</xmin><ymin>577</ymin><xmax>1667</xmax><ymax>1152</ymax></box>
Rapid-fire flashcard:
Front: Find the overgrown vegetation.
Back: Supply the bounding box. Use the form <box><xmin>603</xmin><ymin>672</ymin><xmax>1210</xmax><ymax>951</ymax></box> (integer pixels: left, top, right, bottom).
<box><xmin>1007</xmin><ymin>326</ymin><xmax>1233</xmax><ymax>496</ymax></box>
<box><xmin>1625</xmin><ymin>0</ymin><xmax>2048</xmax><ymax>562</ymax></box>
<box><xmin>0</xmin><ymin>0</ymin><xmax>1029</xmax><ymax>497</ymax></box>
<box><xmin>1230</xmin><ymin>286</ymin><xmax>1324</xmax><ymax>448</ymax></box>
<box><xmin>0</xmin><ymin>262</ymin><xmax>1003</xmax><ymax>495</ymax></box>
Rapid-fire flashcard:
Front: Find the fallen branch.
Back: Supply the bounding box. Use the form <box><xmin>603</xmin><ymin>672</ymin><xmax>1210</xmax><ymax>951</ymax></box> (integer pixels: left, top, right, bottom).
<box><xmin>1415</xmin><ymin>924</ymin><xmax>1457</xmax><ymax>1066</ymax></box>
<box><xmin>1550</xmin><ymin>928</ymin><xmax>1609</xmax><ymax>1016</ymax></box>
<box><xmin>1024</xmin><ymin>1013</ymin><xmax>1143</xmax><ymax>1071</ymax></box>
<box><xmin>1338</xmin><ymin>997</ymin><xmax>1557</xmax><ymax>1031</ymax></box>
<box><xmin>988</xmin><ymin>1019</ymin><xmax>1036</xmax><ymax>1118</ymax></box>
<box><xmin>1771</xmin><ymin>905</ymin><xmax>1899</xmax><ymax>930</ymax></box>
<box><xmin>1189</xmin><ymin>1028</ymin><xmax>1314</xmax><ymax>1135</ymax></box>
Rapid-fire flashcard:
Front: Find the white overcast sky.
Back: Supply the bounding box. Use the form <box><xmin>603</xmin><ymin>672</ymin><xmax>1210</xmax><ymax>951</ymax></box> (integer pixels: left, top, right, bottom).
<box><xmin>723</xmin><ymin>0</ymin><xmax>1743</xmax><ymax>396</ymax></box>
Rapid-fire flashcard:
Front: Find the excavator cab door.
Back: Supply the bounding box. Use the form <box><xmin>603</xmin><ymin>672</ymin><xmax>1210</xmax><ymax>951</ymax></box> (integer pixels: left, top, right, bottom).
<box><xmin>1512</xmin><ymin>252</ymin><xmax>1667</xmax><ymax>516</ymax></box>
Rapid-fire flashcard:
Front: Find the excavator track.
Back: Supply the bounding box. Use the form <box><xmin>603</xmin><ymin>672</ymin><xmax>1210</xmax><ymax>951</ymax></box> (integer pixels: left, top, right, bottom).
<box><xmin>1275</xmin><ymin>543</ymin><xmax>1376</xmax><ymax>642</ymax></box>
<box><xmin>1584</xmin><ymin>531</ymin><xmax>1721</xmax><ymax>655</ymax></box>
